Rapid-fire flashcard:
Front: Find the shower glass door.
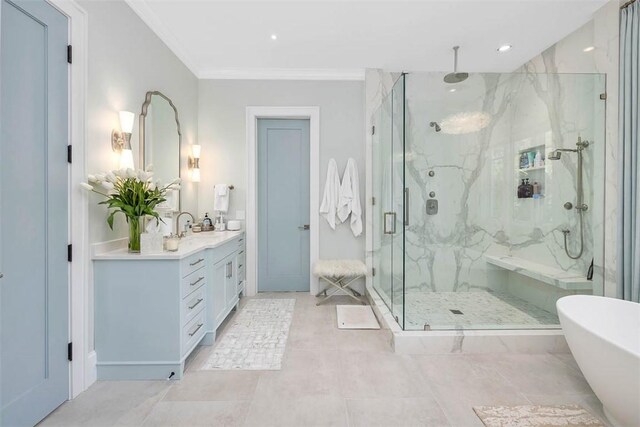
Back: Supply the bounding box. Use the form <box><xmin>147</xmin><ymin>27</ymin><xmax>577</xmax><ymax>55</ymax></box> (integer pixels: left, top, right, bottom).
<box><xmin>372</xmin><ymin>74</ymin><xmax>405</xmax><ymax>328</ymax></box>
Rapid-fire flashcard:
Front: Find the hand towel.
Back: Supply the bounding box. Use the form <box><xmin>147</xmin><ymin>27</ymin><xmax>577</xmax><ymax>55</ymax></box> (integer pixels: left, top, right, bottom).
<box><xmin>213</xmin><ymin>184</ymin><xmax>230</xmax><ymax>212</ymax></box>
<box><xmin>319</xmin><ymin>159</ymin><xmax>340</xmax><ymax>229</ymax></box>
<box><xmin>338</xmin><ymin>158</ymin><xmax>362</xmax><ymax>237</ymax></box>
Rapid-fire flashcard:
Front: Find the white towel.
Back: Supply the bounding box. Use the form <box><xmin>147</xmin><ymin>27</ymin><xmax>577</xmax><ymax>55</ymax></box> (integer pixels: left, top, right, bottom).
<box><xmin>338</xmin><ymin>158</ymin><xmax>362</xmax><ymax>237</ymax></box>
<box><xmin>213</xmin><ymin>184</ymin><xmax>230</xmax><ymax>212</ymax></box>
<box><xmin>319</xmin><ymin>159</ymin><xmax>340</xmax><ymax>229</ymax></box>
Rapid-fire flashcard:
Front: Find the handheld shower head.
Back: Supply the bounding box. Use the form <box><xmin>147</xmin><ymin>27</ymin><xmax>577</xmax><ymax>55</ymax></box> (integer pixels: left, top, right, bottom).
<box><xmin>548</xmin><ymin>150</ymin><xmax>562</xmax><ymax>160</ymax></box>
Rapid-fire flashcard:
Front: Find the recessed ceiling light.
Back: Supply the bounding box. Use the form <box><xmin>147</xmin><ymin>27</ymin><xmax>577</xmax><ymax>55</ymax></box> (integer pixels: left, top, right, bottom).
<box><xmin>497</xmin><ymin>44</ymin><xmax>512</xmax><ymax>53</ymax></box>
<box><xmin>583</xmin><ymin>46</ymin><xmax>595</xmax><ymax>52</ymax></box>
<box><xmin>271</xmin><ymin>34</ymin><xmax>277</xmax><ymax>40</ymax></box>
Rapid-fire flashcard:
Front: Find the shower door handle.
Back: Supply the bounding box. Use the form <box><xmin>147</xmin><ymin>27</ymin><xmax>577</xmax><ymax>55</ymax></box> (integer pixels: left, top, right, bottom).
<box><xmin>404</xmin><ymin>188</ymin><xmax>409</xmax><ymax>226</ymax></box>
<box><xmin>383</xmin><ymin>212</ymin><xmax>396</xmax><ymax>235</ymax></box>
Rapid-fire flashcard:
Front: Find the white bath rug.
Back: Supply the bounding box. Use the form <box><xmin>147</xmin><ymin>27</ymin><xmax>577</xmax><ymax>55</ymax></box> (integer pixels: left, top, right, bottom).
<box><xmin>201</xmin><ymin>298</ymin><xmax>295</xmax><ymax>370</ymax></box>
<box><xmin>473</xmin><ymin>405</ymin><xmax>604</xmax><ymax>427</ymax></box>
<box><xmin>336</xmin><ymin>305</ymin><xmax>380</xmax><ymax>329</ymax></box>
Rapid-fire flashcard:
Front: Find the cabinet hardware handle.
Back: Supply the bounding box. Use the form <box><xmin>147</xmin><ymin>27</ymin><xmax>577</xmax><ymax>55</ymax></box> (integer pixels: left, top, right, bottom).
<box><xmin>239</xmin><ymin>238</ymin><xmax>244</xmax><ymax>242</ymax></box>
<box><xmin>189</xmin><ymin>298</ymin><xmax>203</xmax><ymax>310</ymax></box>
<box><xmin>188</xmin><ymin>323</ymin><xmax>203</xmax><ymax>336</ymax></box>
<box><xmin>238</xmin><ymin>264</ymin><xmax>243</xmax><ymax>268</ymax></box>
<box><xmin>190</xmin><ymin>258</ymin><xmax>205</xmax><ymax>266</ymax></box>
<box><xmin>239</xmin><ymin>250</ymin><xmax>244</xmax><ymax>254</ymax></box>
<box><xmin>190</xmin><ymin>277</ymin><xmax>204</xmax><ymax>286</ymax></box>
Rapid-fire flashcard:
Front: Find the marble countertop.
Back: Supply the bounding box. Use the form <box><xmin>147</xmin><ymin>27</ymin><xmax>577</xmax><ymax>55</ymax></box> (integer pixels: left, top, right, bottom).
<box><xmin>484</xmin><ymin>254</ymin><xmax>592</xmax><ymax>291</ymax></box>
<box><xmin>92</xmin><ymin>231</ymin><xmax>244</xmax><ymax>261</ymax></box>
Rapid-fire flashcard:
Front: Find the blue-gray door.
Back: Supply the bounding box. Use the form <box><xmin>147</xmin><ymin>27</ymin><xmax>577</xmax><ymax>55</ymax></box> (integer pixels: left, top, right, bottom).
<box><xmin>1</xmin><ymin>0</ymin><xmax>69</xmax><ymax>425</ymax></box>
<box><xmin>258</xmin><ymin>119</ymin><xmax>310</xmax><ymax>292</ymax></box>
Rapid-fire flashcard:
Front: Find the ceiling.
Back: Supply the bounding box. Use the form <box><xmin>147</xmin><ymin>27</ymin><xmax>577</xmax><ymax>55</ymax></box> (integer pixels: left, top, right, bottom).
<box><xmin>125</xmin><ymin>0</ymin><xmax>608</xmax><ymax>80</ymax></box>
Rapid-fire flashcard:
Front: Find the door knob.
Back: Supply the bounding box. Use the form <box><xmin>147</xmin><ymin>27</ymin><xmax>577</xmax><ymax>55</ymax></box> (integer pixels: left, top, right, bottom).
<box><xmin>298</xmin><ymin>225</ymin><xmax>310</xmax><ymax>230</ymax></box>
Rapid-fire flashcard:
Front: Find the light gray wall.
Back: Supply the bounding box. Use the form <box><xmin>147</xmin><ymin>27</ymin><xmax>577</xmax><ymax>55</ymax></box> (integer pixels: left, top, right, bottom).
<box><xmin>197</xmin><ymin>79</ymin><xmax>366</xmax><ymax>265</ymax></box>
<box><xmin>79</xmin><ymin>0</ymin><xmax>199</xmax><ymax>349</ymax></box>
<box><xmin>80</xmin><ymin>0</ymin><xmax>199</xmax><ymax>247</ymax></box>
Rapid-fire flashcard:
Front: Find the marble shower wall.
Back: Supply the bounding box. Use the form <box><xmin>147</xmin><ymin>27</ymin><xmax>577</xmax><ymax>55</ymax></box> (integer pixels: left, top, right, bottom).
<box><xmin>402</xmin><ymin>71</ymin><xmax>605</xmax><ymax>297</ymax></box>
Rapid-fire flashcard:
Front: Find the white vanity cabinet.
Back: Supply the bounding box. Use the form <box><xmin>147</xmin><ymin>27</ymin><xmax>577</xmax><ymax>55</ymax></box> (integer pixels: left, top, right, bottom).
<box><xmin>93</xmin><ymin>232</ymin><xmax>245</xmax><ymax>380</ymax></box>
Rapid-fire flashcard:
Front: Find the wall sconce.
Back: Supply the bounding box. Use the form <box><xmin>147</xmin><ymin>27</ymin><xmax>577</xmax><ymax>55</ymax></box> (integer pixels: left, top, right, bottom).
<box><xmin>112</xmin><ymin>111</ymin><xmax>135</xmax><ymax>170</ymax></box>
<box><xmin>189</xmin><ymin>144</ymin><xmax>201</xmax><ymax>182</ymax></box>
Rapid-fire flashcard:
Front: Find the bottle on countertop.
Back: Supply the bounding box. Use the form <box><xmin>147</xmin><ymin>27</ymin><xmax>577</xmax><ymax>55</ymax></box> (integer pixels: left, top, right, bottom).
<box><xmin>202</xmin><ymin>213</ymin><xmax>213</xmax><ymax>229</ymax></box>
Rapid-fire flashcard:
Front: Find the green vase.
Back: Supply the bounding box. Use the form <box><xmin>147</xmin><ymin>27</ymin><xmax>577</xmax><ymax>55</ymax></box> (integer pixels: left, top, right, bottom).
<box><xmin>128</xmin><ymin>216</ymin><xmax>144</xmax><ymax>253</ymax></box>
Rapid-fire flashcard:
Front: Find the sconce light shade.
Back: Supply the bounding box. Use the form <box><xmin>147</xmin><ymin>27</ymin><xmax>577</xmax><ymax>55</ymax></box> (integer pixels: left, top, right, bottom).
<box><xmin>191</xmin><ymin>144</ymin><xmax>201</xmax><ymax>159</ymax></box>
<box><xmin>189</xmin><ymin>144</ymin><xmax>201</xmax><ymax>182</ymax></box>
<box><xmin>191</xmin><ymin>168</ymin><xmax>201</xmax><ymax>183</ymax></box>
<box><xmin>119</xmin><ymin>148</ymin><xmax>134</xmax><ymax>170</ymax></box>
<box><xmin>119</xmin><ymin>111</ymin><xmax>135</xmax><ymax>134</ymax></box>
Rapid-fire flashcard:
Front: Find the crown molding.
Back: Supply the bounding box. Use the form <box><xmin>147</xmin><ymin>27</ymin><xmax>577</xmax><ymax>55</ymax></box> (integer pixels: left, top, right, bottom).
<box><xmin>198</xmin><ymin>68</ymin><xmax>365</xmax><ymax>81</ymax></box>
<box><xmin>124</xmin><ymin>0</ymin><xmax>201</xmax><ymax>77</ymax></box>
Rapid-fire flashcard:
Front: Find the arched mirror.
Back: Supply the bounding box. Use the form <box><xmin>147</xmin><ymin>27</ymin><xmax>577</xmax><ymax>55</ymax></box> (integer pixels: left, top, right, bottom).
<box><xmin>139</xmin><ymin>91</ymin><xmax>181</xmax><ymax>211</ymax></box>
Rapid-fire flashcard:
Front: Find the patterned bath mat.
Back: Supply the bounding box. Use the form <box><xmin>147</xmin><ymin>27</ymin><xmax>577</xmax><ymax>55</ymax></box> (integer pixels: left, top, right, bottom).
<box><xmin>473</xmin><ymin>405</ymin><xmax>604</xmax><ymax>427</ymax></box>
<box><xmin>201</xmin><ymin>298</ymin><xmax>295</xmax><ymax>370</ymax></box>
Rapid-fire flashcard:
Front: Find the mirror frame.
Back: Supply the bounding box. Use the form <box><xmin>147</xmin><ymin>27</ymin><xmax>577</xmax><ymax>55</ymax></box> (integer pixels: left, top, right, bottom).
<box><xmin>139</xmin><ymin>90</ymin><xmax>182</xmax><ymax>211</ymax></box>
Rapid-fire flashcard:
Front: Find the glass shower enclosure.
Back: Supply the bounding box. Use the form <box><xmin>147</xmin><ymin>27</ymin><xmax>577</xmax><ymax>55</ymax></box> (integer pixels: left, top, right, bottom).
<box><xmin>372</xmin><ymin>71</ymin><xmax>606</xmax><ymax>331</ymax></box>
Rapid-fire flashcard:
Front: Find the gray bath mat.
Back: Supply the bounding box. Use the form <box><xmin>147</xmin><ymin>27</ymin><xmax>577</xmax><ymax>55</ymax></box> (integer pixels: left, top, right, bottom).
<box><xmin>201</xmin><ymin>298</ymin><xmax>295</xmax><ymax>370</ymax></box>
<box><xmin>473</xmin><ymin>405</ymin><xmax>604</xmax><ymax>427</ymax></box>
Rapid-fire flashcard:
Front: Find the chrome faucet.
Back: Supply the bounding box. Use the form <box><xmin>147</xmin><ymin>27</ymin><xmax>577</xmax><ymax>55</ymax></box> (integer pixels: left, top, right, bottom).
<box><xmin>175</xmin><ymin>211</ymin><xmax>195</xmax><ymax>238</ymax></box>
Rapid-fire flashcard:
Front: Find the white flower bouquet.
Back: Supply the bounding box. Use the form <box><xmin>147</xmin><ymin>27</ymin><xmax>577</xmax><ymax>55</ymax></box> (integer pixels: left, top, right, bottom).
<box><xmin>82</xmin><ymin>167</ymin><xmax>181</xmax><ymax>252</ymax></box>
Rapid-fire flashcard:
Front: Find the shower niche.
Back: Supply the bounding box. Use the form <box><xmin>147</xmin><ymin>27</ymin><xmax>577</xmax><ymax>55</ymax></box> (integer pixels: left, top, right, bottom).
<box><xmin>516</xmin><ymin>143</ymin><xmax>546</xmax><ymax>199</ymax></box>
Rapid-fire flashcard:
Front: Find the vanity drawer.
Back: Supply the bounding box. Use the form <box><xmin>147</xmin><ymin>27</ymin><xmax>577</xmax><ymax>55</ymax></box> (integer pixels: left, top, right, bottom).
<box><xmin>181</xmin><ymin>268</ymin><xmax>206</xmax><ymax>299</ymax></box>
<box><xmin>181</xmin><ymin>252</ymin><xmax>207</xmax><ymax>278</ymax></box>
<box><xmin>182</xmin><ymin>309</ymin><xmax>206</xmax><ymax>355</ymax></box>
<box><xmin>182</xmin><ymin>285</ymin><xmax>205</xmax><ymax>326</ymax></box>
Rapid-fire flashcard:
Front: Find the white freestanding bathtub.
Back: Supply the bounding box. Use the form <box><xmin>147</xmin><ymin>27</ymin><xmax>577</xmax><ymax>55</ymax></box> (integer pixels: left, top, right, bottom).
<box><xmin>557</xmin><ymin>295</ymin><xmax>640</xmax><ymax>427</ymax></box>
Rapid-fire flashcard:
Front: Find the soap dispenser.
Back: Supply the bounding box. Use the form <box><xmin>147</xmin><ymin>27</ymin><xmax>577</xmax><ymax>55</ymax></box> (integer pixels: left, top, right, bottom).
<box><xmin>523</xmin><ymin>178</ymin><xmax>534</xmax><ymax>198</ymax></box>
<box><xmin>202</xmin><ymin>213</ymin><xmax>213</xmax><ymax>230</ymax></box>
<box><xmin>517</xmin><ymin>179</ymin><xmax>526</xmax><ymax>198</ymax></box>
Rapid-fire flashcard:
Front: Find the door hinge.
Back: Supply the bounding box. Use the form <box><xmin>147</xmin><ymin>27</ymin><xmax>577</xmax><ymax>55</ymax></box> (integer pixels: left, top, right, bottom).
<box><xmin>67</xmin><ymin>145</ymin><xmax>72</xmax><ymax>163</ymax></box>
<box><xmin>68</xmin><ymin>342</ymin><xmax>73</xmax><ymax>361</ymax></box>
<box><xmin>67</xmin><ymin>45</ymin><xmax>72</xmax><ymax>64</ymax></box>
<box><xmin>371</xmin><ymin>125</ymin><xmax>375</xmax><ymax>135</ymax></box>
<box><xmin>372</xmin><ymin>267</ymin><xmax>376</xmax><ymax>277</ymax></box>
<box><xmin>67</xmin><ymin>244</ymin><xmax>72</xmax><ymax>262</ymax></box>
<box><xmin>371</xmin><ymin>197</ymin><xmax>376</xmax><ymax>206</ymax></box>
<box><xmin>599</xmin><ymin>92</ymin><xmax>607</xmax><ymax>100</ymax></box>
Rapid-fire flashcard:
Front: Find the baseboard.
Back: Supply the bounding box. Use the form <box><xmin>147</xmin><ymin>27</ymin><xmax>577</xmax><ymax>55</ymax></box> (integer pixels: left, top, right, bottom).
<box><xmin>86</xmin><ymin>350</ymin><xmax>97</xmax><ymax>388</ymax></box>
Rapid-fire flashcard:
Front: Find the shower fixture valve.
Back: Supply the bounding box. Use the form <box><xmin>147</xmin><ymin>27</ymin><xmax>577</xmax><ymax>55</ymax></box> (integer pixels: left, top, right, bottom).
<box><xmin>562</xmin><ymin>229</ymin><xmax>571</xmax><ymax>235</ymax></box>
<box><xmin>576</xmin><ymin>204</ymin><xmax>589</xmax><ymax>211</ymax></box>
<box><xmin>564</xmin><ymin>202</ymin><xmax>573</xmax><ymax>210</ymax></box>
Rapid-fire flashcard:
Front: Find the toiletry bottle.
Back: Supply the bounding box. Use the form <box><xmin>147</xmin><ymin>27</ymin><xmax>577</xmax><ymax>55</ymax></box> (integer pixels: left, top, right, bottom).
<box><xmin>532</xmin><ymin>181</ymin><xmax>540</xmax><ymax>199</ymax></box>
<box><xmin>534</xmin><ymin>150</ymin><xmax>543</xmax><ymax>168</ymax></box>
<box><xmin>527</xmin><ymin>151</ymin><xmax>535</xmax><ymax>168</ymax></box>
<box><xmin>524</xmin><ymin>179</ymin><xmax>534</xmax><ymax>198</ymax></box>
<box><xmin>203</xmin><ymin>213</ymin><xmax>213</xmax><ymax>228</ymax></box>
<box><xmin>517</xmin><ymin>179</ymin><xmax>525</xmax><ymax>198</ymax></box>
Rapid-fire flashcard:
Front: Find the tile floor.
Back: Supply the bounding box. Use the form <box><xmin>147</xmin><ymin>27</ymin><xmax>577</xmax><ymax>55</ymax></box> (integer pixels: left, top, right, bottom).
<box><xmin>403</xmin><ymin>290</ymin><xmax>560</xmax><ymax>330</ymax></box>
<box><xmin>40</xmin><ymin>293</ymin><xmax>608</xmax><ymax>427</ymax></box>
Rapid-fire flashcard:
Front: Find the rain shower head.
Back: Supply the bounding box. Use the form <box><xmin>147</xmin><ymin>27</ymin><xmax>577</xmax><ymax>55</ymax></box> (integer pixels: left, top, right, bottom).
<box><xmin>429</xmin><ymin>122</ymin><xmax>441</xmax><ymax>132</ymax></box>
<box><xmin>444</xmin><ymin>46</ymin><xmax>469</xmax><ymax>84</ymax></box>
